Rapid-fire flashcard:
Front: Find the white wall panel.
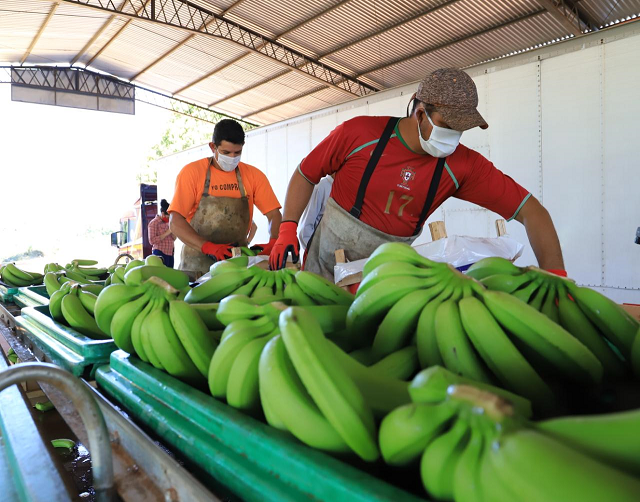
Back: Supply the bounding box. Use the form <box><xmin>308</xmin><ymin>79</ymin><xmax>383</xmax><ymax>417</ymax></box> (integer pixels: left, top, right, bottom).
<box><xmin>602</xmin><ymin>36</ymin><xmax>640</xmax><ymax>289</ymax></box>
<box><xmin>285</xmin><ymin>121</ymin><xmax>311</xmax><ymax>178</ymax></box>
<box><xmin>243</xmin><ymin>131</ymin><xmax>269</xmax><ymax>243</ymax></box>
<box><xmin>264</xmin><ymin>127</ymin><xmax>288</xmax><ymax>207</ymax></box>
<box><xmin>336</xmin><ymin>103</ymin><xmax>368</xmax><ymax>124</ymax></box>
<box><xmin>540</xmin><ymin>47</ymin><xmax>603</xmax><ymax>285</ymax></box>
<box><xmin>368</xmin><ymin>93</ymin><xmax>411</xmax><ymax>117</ymax></box>
<box><xmin>310</xmin><ymin>112</ymin><xmax>338</xmax><ymax>149</ymax></box>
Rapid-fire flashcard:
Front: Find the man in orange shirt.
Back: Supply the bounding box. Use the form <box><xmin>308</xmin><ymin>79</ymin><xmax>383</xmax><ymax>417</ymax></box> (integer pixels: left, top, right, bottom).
<box><xmin>168</xmin><ymin>119</ymin><xmax>282</xmax><ymax>279</ymax></box>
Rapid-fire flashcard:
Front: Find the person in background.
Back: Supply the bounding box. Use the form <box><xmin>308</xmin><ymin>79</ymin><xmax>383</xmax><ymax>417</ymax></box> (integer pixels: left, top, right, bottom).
<box><xmin>148</xmin><ymin>199</ymin><xmax>176</xmax><ymax>268</ymax></box>
<box><xmin>298</xmin><ymin>174</ymin><xmax>334</xmax><ymax>254</ymax></box>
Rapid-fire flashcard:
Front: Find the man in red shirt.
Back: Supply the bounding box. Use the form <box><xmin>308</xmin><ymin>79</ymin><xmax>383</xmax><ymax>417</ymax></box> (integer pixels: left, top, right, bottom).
<box><xmin>148</xmin><ymin>199</ymin><xmax>177</xmax><ymax>267</ymax></box>
<box><xmin>270</xmin><ymin>68</ymin><xmax>565</xmax><ymax>280</ymax></box>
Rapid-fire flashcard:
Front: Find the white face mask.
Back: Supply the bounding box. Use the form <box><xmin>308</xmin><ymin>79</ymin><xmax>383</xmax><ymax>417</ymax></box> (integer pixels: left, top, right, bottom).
<box><xmin>216</xmin><ymin>152</ymin><xmax>241</xmax><ymax>172</ymax></box>
<box><xmin>418</xmin><ymin>112</ymin><xmax>462</xmax><ymax>158</ymax></box>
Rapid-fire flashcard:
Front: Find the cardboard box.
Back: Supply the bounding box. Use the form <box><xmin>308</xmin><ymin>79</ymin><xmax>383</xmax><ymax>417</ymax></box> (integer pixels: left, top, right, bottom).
<box><xmin>622</xmin><ymin>304</ymin><xmax>640</xmax><ymax>322</ymax></box>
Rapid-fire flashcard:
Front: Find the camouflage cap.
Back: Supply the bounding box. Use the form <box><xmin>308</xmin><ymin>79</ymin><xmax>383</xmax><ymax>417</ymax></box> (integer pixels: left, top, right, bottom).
<box><xmin>416</xmin><ymin>68</ymin><xmax>488</xmax><ymax>131</ymax></box>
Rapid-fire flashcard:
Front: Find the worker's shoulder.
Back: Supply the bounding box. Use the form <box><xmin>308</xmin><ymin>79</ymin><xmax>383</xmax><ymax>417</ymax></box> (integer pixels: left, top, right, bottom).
<box><xmin>341</xmin><ymin>115</ymin><xmax>391</xmax><ymax>130</ymax></box>
<box><xmin>238</xmin><ymin>161</ymin><xmax>267</xmax><ymax>178</ymax></box>
<box><xmin>178</xmin><ymin>157</ymin><xmax>209</xmax><ymax>177</ymax></box>
<box><xmin>449</xmin><ymin>143</ymin><xmax>488</xmax><ymax>167</ymax></box>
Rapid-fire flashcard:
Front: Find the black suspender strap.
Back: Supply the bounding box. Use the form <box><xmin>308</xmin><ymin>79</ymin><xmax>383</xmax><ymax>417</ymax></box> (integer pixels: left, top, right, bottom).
<box><xmin>349</xmin><ymin>117</ymin><xmax>399</xmax><ymax>219</ymax></box>
<box><xmin>413</xmin><ymin>157</ymin><xmax>446</xmax><ymax>236</ymax></box>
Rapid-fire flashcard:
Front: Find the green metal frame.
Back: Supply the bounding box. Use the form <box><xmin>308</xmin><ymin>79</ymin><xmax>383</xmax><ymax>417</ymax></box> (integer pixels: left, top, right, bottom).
<box><xmin>97</xmin><ymin>351</ymin><xmax>426</xmax><ymax>502</ymax></box>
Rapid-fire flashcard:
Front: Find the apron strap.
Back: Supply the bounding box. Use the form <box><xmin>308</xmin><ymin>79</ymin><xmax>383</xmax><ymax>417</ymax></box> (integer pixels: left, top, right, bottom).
<box><xmin>413</xmin><ymin>157</ymin><xmax>446</xmax><ymax>236</ymax></box>
<box><xmin>202</xmin><ymin>158</ymin><xmax>214</xmax><ymax>198</ymax></box>
<box><xmin>235</xmin><ymin>166</ymin><xmax>247</xmax><ymax>198</ymax></box>
<box><xmin>349</xmin><ymin>117</ymin><xmax>399</xmax><ymax>219</ymax></box>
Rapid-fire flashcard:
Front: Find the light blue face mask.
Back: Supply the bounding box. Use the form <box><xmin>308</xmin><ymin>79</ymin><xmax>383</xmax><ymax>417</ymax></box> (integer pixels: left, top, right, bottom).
<box><xmin>418</xmin><ymin>112</ymin><xmax>462</xmax><ymax>158</ymax></box>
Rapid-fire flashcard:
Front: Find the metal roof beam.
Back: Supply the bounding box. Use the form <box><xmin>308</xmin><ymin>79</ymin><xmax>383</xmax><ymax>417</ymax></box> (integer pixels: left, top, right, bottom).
<box><xmin>85</xmin><ymin>0</ymin><xmax>152</xmax><ymax>68</ymax></box>
<box><xmin>206</xmin><ymin>0</ymin><xmax>465</xmax><ymax>107</ymax></box>
<box><xmin>61</xmin><ymin>0</ymin><xmax>377</xmax><ymax>97</ymax></box>
<box><xmin>537</xmin><ymin>0</ymin><xmax>584</xmax><ymax>36</ymax></box>
<box><xmin>242</xmin><ymin>85</ymin><xmax>329</xmax><ymax>119</ymax></box>
<box><xmin>171</xmin><ymin>0</ymin><xmax>351</xmax><ymax>97</ymax></box>
<box><xmin>21</xmin><ymin>1</ymin><xmax>59</xmax><ymax>65</ymax></box>
<box><xmin>358</xmin><ymin>10</ymin><xmax>546</xmax><ymax>78</ymax></box>
<box><xmin>209</xmin><ymin>69</ymin><xmax>290</xmax><ymax>106</ymax></box>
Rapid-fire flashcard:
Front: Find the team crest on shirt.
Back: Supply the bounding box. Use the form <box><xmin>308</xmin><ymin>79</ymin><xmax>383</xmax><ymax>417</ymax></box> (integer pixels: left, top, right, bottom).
<box><xmin>398</xmin><ymin>166</ymin><xmax>416</xmax><ymax>190</ymax></box>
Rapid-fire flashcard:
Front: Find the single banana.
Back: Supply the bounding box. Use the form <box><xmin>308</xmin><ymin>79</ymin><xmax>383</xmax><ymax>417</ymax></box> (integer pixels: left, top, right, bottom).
<box><xmin>415</xmin><ymin>279</ymin><xmax>457</xmax><ymax>368</ymax></box>
<box><xmin>184</xmin><ymin>270</ymin><xmax>252</xmax><ymax>304</ymax></box>
<box><xmin>169</xmin><ymin>301</ymin><xmax>219</xmax><ymax>378</ymax></box>
<box><xmin>458</xmin><ymin>296</ymin><xmax>555</xmax><ymax>412</ymax></box>
<box><xmin>124</xmin><ymin>259</ymin><xmax>144</xmax><ymax>273</ymax></box>
<box><xmin>480</xmin><ymin>272</ymin><xmax>532</xmax><ymax>293</ymax></box>
<box><xmin>227</xmin><ymin>331</ymin><xmax>277</xmax><ymax>412</ymax></box>
<box><xmin>357</xmin><ymin>261</ymin><xmax>444</xmax><ymax>296</ymax></box>
<box><xmin>61</xmin><ymin>294</ymin><xmax>107</xmax><ymax>338</ymax></box>
<box><xmin>372</xmin><ymin>283</ymin><xmax>447</xmax><ymax>361</ymax></box>
<box><xmin>145</xmin><ymin>307</ymin><xmax>203</xmax><ymax>384</ymax></box>
<box><xmin>420</xmin><ymin>415</ymin><xmax>471</xmax><ymax>501</ymax></box>
<box><xmin>49</xmin><ymin>284</ymin><xmax>71</xmax><ymax>322</ymax></box>
<box><xmin>110</xmin><ymin>291</ymin><xmax>152</xmax><ymax>354</ymax></box>
<box><xmin>540</xmin><ymin>282</ymin><xmax>560</xmax><ymax>323</ymax></box>
<box><xmin>295</xmin><ymin>271</ymin><xmax>354</xmax><ymax>306</ymax></box>
<box><xmin>72</xmin><ymin>259</ymin><xmax>98</xmax><ymax>266</ymax></box>
<box><xmin>435</xmin><ymin>299</ymin><xmax>493</xmax><ymax>383</ymax></box>
<box><xmin>283</xmin><ymin>281</ymin><xmax>316</xmax><ymax>306</ymax></box>
<box><xmin>145</xmin><ymin>255</ymin><xmax>165</xmax><ymax>267</ymax></box>
<box><xmin>280</xmin><ymin>307</ymin><xmax>379</xmax><ymax>461</ymax></box>
<box><xmin>44</xmin><ymin>272</ymin><xmax>62</xmax><ymax>296</ymax></box>
<box><xmin>537</xmin><ymin>408</ymin><xmax>640</xmax><ymax>476</ymax></box>
<box><xmin>94</xmin><ymin>284</ymin><xmax>146</xmax><ymax>336</ymax></box>
<box><xmin>556</xmin><ymin>283</ymin><xmax>626</xmax><ymax>378</ymax></box>
<box><xmin>78</xmin><ymin>290</ymin><xmax>98</xmax><ymax>316</ymax></box>
<box><xmin>568</xmin><ymin>283</ymin><xmax>639</xmax><ymax>358</ymax></box>
<box><xmin>465</xmin><ymin>256</ymin><xmax>521</xmax><ymax>280</ymax></box>
<box><xmin>483</xmin><ymin>290</ymin><xmax>603</xmax><ymax>385</ymax></box>
<box><xmin>124</xmin><ymin>265</ymin><xmax>190</xmax><ymax>290</ymax></box>
<box><xmin>378</xmin><ymin>402</ymin><xmax>456</xmax><ymax>466</ymax></box>
<box><xmin>233</xmin><ymin>274</ymin><xmax>260</xmax><ymax>297</ymax></box>
<box><xmin>220</xmin><ymin>317</ymin><xmax>276</xmax><ymax>342</ymax></box>
<box><xmin>79</xmin><ymin>283</ymin><xmax>104</xmax><ymax>296</ymax></box>
<box><xmin>130</xmin><ymin>299</ymin><xmax>156</xmax><ymax>362</ymax></box>
<box><xmin>452</xmin><ymin>417</ymin><xmax>486</xmax><ymax>502</ymax></box>
<box><xmin>369</xmin><ymin>346</ymin><xmax>419</xmax><ymax>381</ymax></box>
<box><xmin>362</xmin><ymin>242</ymin><xmax>443</xmax><ymax>277</ymax></box>
<box><xmin>140</xmin><ymin>300</ymin><xmax>165</xmax><ymax>370</ymax></box>
<box><xmin>258</xmin><ymin>336</ymin><xmax>349</xmax><ymax>452</ymax></box>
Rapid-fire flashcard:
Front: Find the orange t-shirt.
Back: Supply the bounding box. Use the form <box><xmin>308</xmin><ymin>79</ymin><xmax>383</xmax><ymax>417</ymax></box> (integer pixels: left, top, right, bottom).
<box><xmin>168</xmin><ymin>158</ymin><xmax>281</xmax><ymax>228</ymax></box>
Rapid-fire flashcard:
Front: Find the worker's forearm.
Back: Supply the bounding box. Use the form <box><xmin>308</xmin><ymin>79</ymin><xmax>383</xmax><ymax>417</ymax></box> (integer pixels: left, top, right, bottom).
<box><xmin>516</xmin><ymin>198</ymin><xmax>564</xmax><ymax>270</ymax></box>
<box><xmin>266</xmin><ymin>210</ymin><xmax>283</xmax><ymax>239</ymax></box>
<box><xmin>169</xmin><ymin>213</ymin><xmax>207</xmax><ymax>251</ymax></box>
<box><xmin>282</xmin><ymin>170</ymin><xmax>315</xmax><ymax>223</ymax></box>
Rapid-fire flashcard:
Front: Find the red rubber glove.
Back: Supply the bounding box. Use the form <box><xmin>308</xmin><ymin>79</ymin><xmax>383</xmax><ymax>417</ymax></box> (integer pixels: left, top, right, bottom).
<box><xmin>546</xmin><ymin>269</ymin><xmax>568</xmax><ymax>277</ymax></box>
<box><xmin>269</xmin><ymin>221</ymin><xmax>300</xmax><ymax>270</ymax></box>
<box><xmin>250</xmin><ymin>238</ymin><xmax>277</xmax><ymax>256</ymax></box>
<box><xmin>201</xmin><ymin>242</ymin><xmax>233</xmax><ymax>262</ymax></box>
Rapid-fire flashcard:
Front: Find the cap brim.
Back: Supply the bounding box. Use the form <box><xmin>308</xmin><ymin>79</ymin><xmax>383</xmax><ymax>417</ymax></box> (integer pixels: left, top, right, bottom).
<box><xmin>437</xmin><ymin>106</ymin><xmax>488</xmax><ymax>131</ymax></box>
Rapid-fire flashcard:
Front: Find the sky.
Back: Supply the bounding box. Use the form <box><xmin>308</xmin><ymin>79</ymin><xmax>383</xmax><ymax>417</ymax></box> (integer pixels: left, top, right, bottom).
<box><xmin>0</xmin><ymin>82</ymin><xmax>173</xmax><ymax>267</ymax></box>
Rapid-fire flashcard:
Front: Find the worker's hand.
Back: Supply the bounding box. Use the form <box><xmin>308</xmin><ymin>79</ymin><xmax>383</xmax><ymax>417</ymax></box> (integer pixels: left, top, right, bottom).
<box><xmin>546</xmin><ymin>269</ymin><xmax>568</xmax><ymax>277</ymax></box>
<box><xmin>269</xmin><ymin>221</ymin><xmax>299</xmax><ymax>270</ymax></box>
<box><xmin>201</xmin><ymin>242</ymin><xmax>233</xmax><ymax>262</ymax></box>
<box><xmin>250</xmin><ymin>238</ymin><xmax>277</xmax><ymax>256</ymax></box>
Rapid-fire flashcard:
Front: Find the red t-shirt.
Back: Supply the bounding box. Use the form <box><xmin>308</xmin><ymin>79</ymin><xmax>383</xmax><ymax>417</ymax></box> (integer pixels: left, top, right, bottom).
<box><xmin>298</xmin><ymin>116</ymin><xmax>530</xmax><ymax>237</ymax></box>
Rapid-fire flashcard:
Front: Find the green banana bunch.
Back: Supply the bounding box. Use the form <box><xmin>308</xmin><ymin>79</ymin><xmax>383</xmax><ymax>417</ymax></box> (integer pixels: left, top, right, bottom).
<box><xmin>124</xmin><ymin>264</ymin><xmax>189</xmax><ymax>290</ymax></box>
<box><xmin>294</xmin><ymin>271</ymin><xmax>354</xmax><ymax>306</ymax></box>
<box><xmin>184</xmin><ymin>266</ymin><xmax>254</xmax><ymax>303</ymax></box>
<box><xmin>279</xmin><ymin>307</ymin><xmax>379</xmax><ymax>461</ymax></box>
<box><xmin>1</xmin><ymin>263</ymin><xmax>43</xmax><ymax>287</ymax></box>
<box><xmin>471</xmin><ymin>259</ymin><xmax>636</xmax><ymax>379</ymax></box>
<box><xmin>361</xmin><ymin>242</ymin><xmax>447</xmax><ymax>278</ymax></box>
<box><xmin>60</xmin><ymin>285</ymin><xmax>108</xmax><ymax>339</ymax></box>
<box><xmin>94</xmin><ymin>283</ymin><xmax>147</xmax><ymax>336</ymax></box>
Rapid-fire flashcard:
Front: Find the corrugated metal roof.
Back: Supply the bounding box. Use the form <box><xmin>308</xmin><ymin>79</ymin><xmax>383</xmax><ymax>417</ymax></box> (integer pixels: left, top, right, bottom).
<box><xmin>2</xmin><ymin>0</ymin><xmax>640</xmax><ymax>125</ymax></box>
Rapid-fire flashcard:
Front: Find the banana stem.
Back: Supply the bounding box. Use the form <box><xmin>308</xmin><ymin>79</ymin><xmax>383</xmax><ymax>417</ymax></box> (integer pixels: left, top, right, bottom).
<box><xmin>448</xmin><ymin>384</ymin><xmax>515</xmax><ymax>422</ymax></box>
